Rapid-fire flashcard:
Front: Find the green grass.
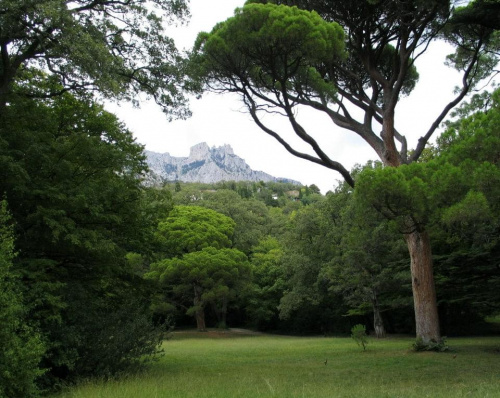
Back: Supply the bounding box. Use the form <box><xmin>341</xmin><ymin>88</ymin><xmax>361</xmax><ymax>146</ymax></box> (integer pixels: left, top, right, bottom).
<box><xmin>54</xmin><ymin>331</ymin><xmax>500</xmax><ymax>398</ymax></box>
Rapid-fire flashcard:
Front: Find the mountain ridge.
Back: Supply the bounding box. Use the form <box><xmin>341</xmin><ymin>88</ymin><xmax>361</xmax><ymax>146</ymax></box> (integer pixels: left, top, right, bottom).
<box><xmin>144</xmin><ymin>143</ymin><xmax>300</xmax><ymax>186</ymax></box>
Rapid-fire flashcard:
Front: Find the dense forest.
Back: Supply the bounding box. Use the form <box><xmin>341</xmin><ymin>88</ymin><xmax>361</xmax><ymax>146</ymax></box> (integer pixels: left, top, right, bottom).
<box><xmin>0</xmin><ymin>0</ymin><xmax>499</xmax><ymax>396</ymax></box>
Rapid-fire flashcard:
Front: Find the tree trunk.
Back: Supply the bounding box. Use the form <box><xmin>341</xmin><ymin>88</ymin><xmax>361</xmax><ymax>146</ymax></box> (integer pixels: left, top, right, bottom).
<box><xmin>405</xmin><ymin>228</ymin><xmax>441</xmax><ymax>343</ymax></box>
<box><xmin>372</xmin><ymin>291</ymin><xmax>386</xmax><ymax>338</ymax></box>
<box><xmin>193</xmin><ymin>285</ymin><xmax>207</xmax><ymax>332</ymax></box>
<box><xmin>221</xmin><ymin>296</ymin><xmax>228</xmax><ymax>329</ymax></box>
<box><xmin>211</xmin><ymin>296</ymin><xmax>228</xmax><ymax>329</ymax></box>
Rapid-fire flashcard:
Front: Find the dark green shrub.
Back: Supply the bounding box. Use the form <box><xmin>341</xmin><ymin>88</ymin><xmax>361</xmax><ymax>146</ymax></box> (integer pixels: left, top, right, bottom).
<box><xmin>351</xmin><ymin>324</ymin><xmax>368</xmax><ymax>351</ymax></box>
<box><xmin>0</xmin><ymin>201</ymin><xmax>46</xmax><ymax>397</ymax></box>
<box><xmin>412</xmin><ymin>337</ymin><xmax>449</xmax><ymax>352</ymax></box>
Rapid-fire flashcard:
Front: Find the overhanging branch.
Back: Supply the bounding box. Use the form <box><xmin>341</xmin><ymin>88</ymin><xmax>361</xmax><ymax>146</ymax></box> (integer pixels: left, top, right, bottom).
<box><xmin>410</xmin><ymin>38</ymin><xmax>483</xmax><ymax>162</ymax></box>
<box><xmin>244</xmin><ymin>93</ymin><xmax>355</xmax><ymax>187</ymax></box>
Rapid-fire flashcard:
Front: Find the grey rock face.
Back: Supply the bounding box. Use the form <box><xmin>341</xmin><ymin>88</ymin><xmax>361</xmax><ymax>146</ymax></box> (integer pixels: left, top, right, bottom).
<box><xmin>144</xmin><ymin>143</ymin><xmax>299</xmax><ymax>185</ymax></box>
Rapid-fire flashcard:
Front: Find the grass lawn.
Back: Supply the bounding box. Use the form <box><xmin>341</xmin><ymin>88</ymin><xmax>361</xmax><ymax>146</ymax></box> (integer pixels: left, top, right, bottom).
<box><xmin>54</xmin><ymin>331</ymin><xmax>500</xmax><ymax>398</ymax></box>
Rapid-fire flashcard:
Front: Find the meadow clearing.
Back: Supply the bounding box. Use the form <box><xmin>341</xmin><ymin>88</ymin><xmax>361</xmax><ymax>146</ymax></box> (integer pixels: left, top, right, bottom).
<box><xmin>54</xmin><ymin>330</ymin><xmax>500</xmax><ymax>398</ymax></box>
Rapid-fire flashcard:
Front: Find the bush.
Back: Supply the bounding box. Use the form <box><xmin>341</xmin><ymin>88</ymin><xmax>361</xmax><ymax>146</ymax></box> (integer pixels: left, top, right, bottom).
<box><xmin>60</xmin><ymin>291</ymin><xmax>167</xmax><ymax>381</ymax></box>
<box><xmin>412</xmin><ymin>337</ymin><xmax>449</xmax><ymax>352</ymax></box>
<box><xmin>35</xmin><ymin>278</ymin><xmax>169</xmax><ymax>389</ymax></box>
<box><xmin>0</xmin><ymin>200</ymin><xmax>46</xmax><ymax>397</ymax></box>
<box><xmin>351</xmin><ymin>324</ymin><xmax>368</xmax><ymax>351</ymax></box>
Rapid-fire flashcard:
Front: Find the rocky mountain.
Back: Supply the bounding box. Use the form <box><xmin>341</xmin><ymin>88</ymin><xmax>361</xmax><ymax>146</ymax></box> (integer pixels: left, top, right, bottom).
<box><xmin>144</xmin><ymin>143</ymin><xmax>300</xmax><ymax>185</ymax></box>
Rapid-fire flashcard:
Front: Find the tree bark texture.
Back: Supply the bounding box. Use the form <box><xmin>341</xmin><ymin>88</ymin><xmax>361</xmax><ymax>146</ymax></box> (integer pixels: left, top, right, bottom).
<box><xmin>405</xmin><ymin>229</ymin><xmax>441</xmax><ymax>343</ymax></box>
<box><xmin>372</xmin><ymin>292</ymin><xmax>386</xmax><ymax>338</ymax></box>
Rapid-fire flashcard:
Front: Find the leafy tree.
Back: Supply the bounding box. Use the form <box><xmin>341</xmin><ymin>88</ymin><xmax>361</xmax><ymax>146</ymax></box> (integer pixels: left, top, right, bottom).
<box><xmin>325</xmin><ymin>188</ymin><xmax>410</xmax><ymax>338</ymax></box>
<box><xmin>308</xmin><ymin>184</ymin><xmax>321</xmax><ymax>195</ymax></box>
<box><xmin>156</xmin><ymin>205</ymin><xmax>236</xmax><ymax>257</ymax></box>
<box><xmin>429</xmin><ymin>89</ymin><xmax>500</xmax><ymax>333</ymax></box>
<box><xmin>192</xmin><ymin>0</ymin><xmax>499</xmax><ymax>343</ymax></box>
<box><xmin>449</xmin><ymin>0</ymin><xmax>500</xmax><ymax>30</ymax></box>
<box><xmin>182</xmin><ymin>189</ymin><xmax>272</xmax><ymax>255</ymax></box>
<box><xmin>138</xmin><ymin>187</ymin><xmax>175</xmax><ymax>263</ymax></box>
<box><xmin>150</xmin><ymin>205</ymin><xmax>247</xmax><ymax>330</ymax></box>
<box><xmin>353</xmin><ymin>162</ymin><xmax>447</xmax><ymax>340</ymax></box>
<box><xmin>0</xmin><ymin>0</ymin><xmax>190</xmax><ymax>117</ymax></box>
<box><xmin>0</xmin><ymin>200</ymin><xmax>45</xmax><ymax>398</ymax></box>
<box><xmin>247</xmin><ymin>237</ymin><xmax>286</xmax><ymax>330</ymax></box>
<box><xmin>148</xmin><ymin>247</ymin><xmax>251</xmax><ymax>331</ymax></box>
<box><xmin>277</xmin><ymin>197</ymin><xmax>350</xmax><ymax>333</ymax></box>
<box><xmin>354</xmin><ymin>88</ymin><xmax>500</xmax><ymax>335</ymax></box>
<box><xmin>0</xmin><ymin>90</ymin><xmax>162</xmax><ymax>387</ymax></box>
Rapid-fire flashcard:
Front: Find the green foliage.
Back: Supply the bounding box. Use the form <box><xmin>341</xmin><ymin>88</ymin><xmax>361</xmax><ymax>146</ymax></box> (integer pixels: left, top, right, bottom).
<box><xmin>429</xmin><ymin>89</ymin><xmax>500</xmax><ymax>333</ymax></box>
<box><xmin>169</xmin><ymin>180</ymin><xmax>303</xmax><ymax>206</ymax></box>
<box><xmin>0</xmin><ymin>89</ymin><xmax>163</xmax><ymax>388</ymax></box>
<box><xmin>155</xmin><ymin>91</ymin><xmax>500</xmax><ymax>337</ymax></box>
<box><xmin>0</xmin><ymin>0</ymin><xmax>190</xmax><ymax>117</ymax></box>
<box><xmin>61</xmin><ymin>293</ymin><xmax>167</xmax><ymax>379</ymax></box>
<box><xmin>325</xmin><ymin>186</ymin><xmax>411</xmax><ymax>337</ymax></box>
<box><xmin>276</xmin><ymin>196</ymin><xmax>351</xmax><ymax>333</ymax></box>
<box><xmin>441</xmin><ymin>2</ymin><xmax>499</xmax><ymax>95</ymax></box>
<box><xmin>175</xmin><ymin>189</ymin><xmax>272</xmax><ymax>255</ymax></box>
<box><xmin>0</xmin><ymin>91</ymin><xmax>149</xmax><ymax>256</ymax></box>
<box><xmin>352</xmin><ymin>96</ymin><xmax>500</xmax><ymax>332</ymax></box>
<box><xmin>0</xmin><ymin>200</ymin><xmax>46</xmax><ymax>398</ymax></box>
<box><xmin>192</xmin><ymin>2</ymin><xmax>345</xmax><ymax>103</ymax></box>
<box><xmin>346</xmin><ymin>89</ymin><xmax>500</xmax><ymax>336</ymax></box>
<box><xmin>148</xmin><ymin>247</ymin><xmax>251</xmax><ymax>328</ymax></box>
<box><xmin>441</xmin><ymin>190</ymin><xmax>495</xmax><ymax>247</ymax></box>
<box><xmin>147</xmin><ymin>202</ymin><xmax>252</xmax><ymax>329</ymax></box>
<box><xmin>168</xmin><ymin>181</ymin><xmax>308</xmax><ymax>256</ymax></box>
<box><xmin>270</xmin><ymin>184</ymin><xmax>410</xmax><ymax>335</ymax></box>
<box><xmin>412</xmin><ymin>337</ymin><xmax>449</xmax><ymax>352</ymax></box>
<box><xmin>351</xmin><ymin>324</ymin><xmax>368</xmax><ymax>351</ymax></box>
<box><xmin>191</xmin><ymin>0</ymin><xmax>499</xmax><ymax>343</ymax></box>
<box><xmin>354</xmin><ymin>164</ymin><xmax>433</xmax><ymax>232</ymax></box>
<box><xmin>247</xmin><ymin>237</ymin><xmax>286</xmax><ymax>329</ymax></box>
<box><xmin>156</xmin><ymin>205</ymin><xmax>236</xmax><ymax>256</ymax></box>
<box><xmin>279</xmin><ymin>205</ymin><xmax>332</xmax><ymax>321</ymax></box>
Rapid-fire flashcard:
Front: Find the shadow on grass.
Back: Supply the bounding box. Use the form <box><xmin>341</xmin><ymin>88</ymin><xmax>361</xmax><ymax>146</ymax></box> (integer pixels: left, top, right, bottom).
<box><xmin>170</xmin><ymin>328</ymin><xmax>264</xmax><ymax>340</ymax></box>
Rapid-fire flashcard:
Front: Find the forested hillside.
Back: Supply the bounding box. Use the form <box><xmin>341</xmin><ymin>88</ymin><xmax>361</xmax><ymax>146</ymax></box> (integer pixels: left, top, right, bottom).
<box><xmin>147</xmin><ymin>130</ymin><xmax>500</xmax><ymax>337</ymax></box>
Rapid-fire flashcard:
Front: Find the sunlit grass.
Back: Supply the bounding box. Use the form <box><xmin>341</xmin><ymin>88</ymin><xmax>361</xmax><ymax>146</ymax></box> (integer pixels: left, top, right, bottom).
<box><xmin>54</xmin><ymin>332</ymin><xmax>500</xmax><ymax>398</ymax></box>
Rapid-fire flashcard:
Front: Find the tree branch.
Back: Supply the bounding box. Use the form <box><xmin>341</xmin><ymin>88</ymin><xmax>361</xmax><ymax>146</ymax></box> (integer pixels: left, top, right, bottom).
<box><xmin>244</xmin><ymin>92</ymin><xmax>355</xmax><ymax>187</ymax></box>
<box><xmin>410</xmin><ymin>39</ymin><xmax>483</xmax><ymax>162</ymax></box>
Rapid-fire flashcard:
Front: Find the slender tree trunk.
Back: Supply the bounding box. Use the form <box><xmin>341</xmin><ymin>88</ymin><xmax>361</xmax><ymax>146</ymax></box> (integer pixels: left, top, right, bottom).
<box><xmin>221</xmin><ymin>296</ymin><xmax>228</xmax><ymax>329</ymax></box>
<box><xmin>211</xmin><ymin>297</ymin><xmax>228</xmax><ymax>329</ymax></box>
<box><xmin>372</xmin><ymin>291</ymin><xmax>386</xmax><ymax>338</ymax></box>
<box><xmin>193</xmin><ymin>285</ymin><xmax>207</xmax><ymax>332</ymax></box>
<box><xmin>405</xmin><ymin>228</ymin><xmax>441</xmax><ymax>343</ymax></box>
<box><xmin>195</xmin><ymin>309</ymin><xmax>206</xmax><ymax>332</ymax></box>
<box><xmin>211</xmin><ymin>302</ymin><xmax>221</xmax><ymax>325</ymax></box>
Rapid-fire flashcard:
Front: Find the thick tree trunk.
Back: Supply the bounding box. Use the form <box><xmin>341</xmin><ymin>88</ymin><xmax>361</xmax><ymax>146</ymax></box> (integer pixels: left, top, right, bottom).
<box><xmin>405</xmin><ymin>229</ymin><xmax>441</xmax><ymax>343</ymax></box>
<box><xmin>193</xmin><ymin>285</ymin><xmax>207</xmax><ymax>332</ymax></box>
<box><xmin>372</xmin><ymin>292</ymin><xmax>386</xmax><ymax>338</ymax></box>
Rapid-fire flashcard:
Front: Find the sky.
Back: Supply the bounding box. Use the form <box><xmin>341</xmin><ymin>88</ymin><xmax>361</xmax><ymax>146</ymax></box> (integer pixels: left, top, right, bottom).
<box><xmin>106</xmin><ymin>0</ymin><xmax>464</xmax><ymax>194</ymax></box>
